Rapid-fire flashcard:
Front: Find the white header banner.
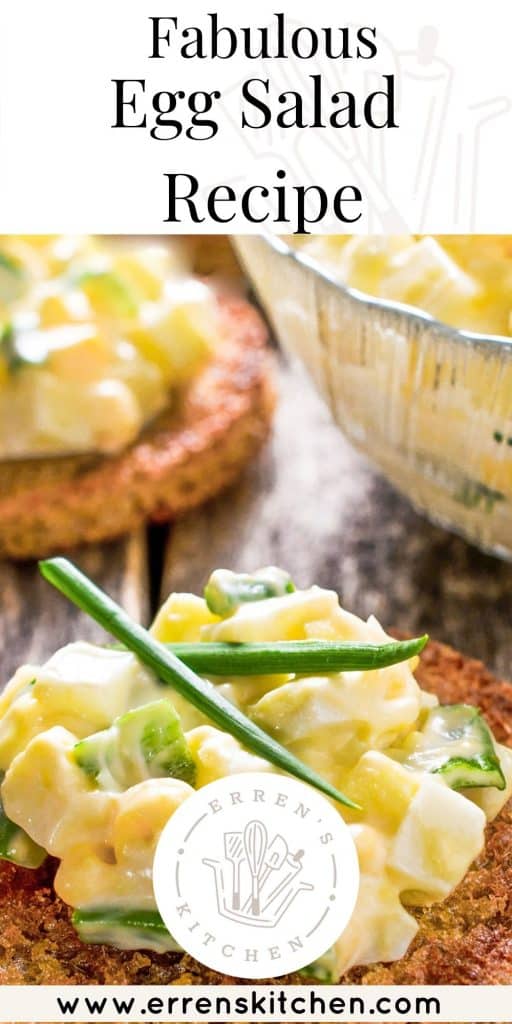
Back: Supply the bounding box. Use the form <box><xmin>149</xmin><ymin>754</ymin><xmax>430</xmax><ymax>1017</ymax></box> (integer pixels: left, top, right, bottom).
<box><xmin>0</xmin><ymin>0</ymin><xmax>511</xmax><ymax>233</ymax></box>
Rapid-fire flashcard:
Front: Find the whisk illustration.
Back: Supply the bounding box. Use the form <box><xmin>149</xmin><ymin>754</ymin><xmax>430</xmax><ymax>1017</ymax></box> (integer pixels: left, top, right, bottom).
<box><xmin>244</xmin><ymin>820</ymin><xmax>267</xmax><ymax>916</ymax></box>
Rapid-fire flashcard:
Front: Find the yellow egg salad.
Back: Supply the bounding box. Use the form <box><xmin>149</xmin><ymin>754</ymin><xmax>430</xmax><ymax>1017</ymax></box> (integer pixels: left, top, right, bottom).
<box><xmin>1</xmin><ymin>568</ymin><xmax>510</xmax><ymax>979</ymax></box>
<box><xmin>0</xmin><ymin>236</ymin><xmax>221</xmax><ymax>458</ymax></box>
<box><xmin>293</xmin><ymin>235</ymin><xmax>512</xmax><ymax>337</ymax></box>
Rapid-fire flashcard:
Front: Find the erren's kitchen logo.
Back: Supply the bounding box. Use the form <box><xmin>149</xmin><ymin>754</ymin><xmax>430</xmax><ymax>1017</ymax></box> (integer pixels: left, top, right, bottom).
<box><xmin>153</xmin><ymin>772</ymin><xmax>359</xmax><ymax>979</ymax></box>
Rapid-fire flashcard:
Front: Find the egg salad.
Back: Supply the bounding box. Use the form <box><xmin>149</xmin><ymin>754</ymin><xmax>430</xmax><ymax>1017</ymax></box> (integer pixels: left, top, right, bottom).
<box><xmin>0</xmin><ymin>569</ymin><xmax>511</xmax><ymax>979</ymax></box>
<box><xmin>0</xmin><ymin>236</ymin><xmax>221</xmax><ymax>458</ymax></box>
<box><xmin>293</xmin><ymin>235</ymin><xmax>512</xmax><ymax>337</ymax></box>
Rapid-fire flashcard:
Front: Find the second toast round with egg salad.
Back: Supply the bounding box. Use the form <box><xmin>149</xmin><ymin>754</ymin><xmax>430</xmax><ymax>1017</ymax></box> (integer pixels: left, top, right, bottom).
<box><xmin>0</xmin><ymin>236</ymin><xmax>274</xmax><ymax>559</ymax></box>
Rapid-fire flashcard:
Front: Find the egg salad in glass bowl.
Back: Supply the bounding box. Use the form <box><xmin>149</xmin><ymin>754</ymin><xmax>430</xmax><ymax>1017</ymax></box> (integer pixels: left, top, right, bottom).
<box><xmin>0</xmin><ymin>566</ymin><xmax>510</xmax><ymax>980</ymax></box>
<box><xmin>291</xmin><ymin>235</ymin><xmax>512</xmax><ymax>338</ymax></box>
<box><xmin>0</xmin><ymin>235</ymin><xmax>221</xmax><ymax>458</ymax></box>
<box><xmin>234</xmin><ymin>235</ymin><xmax>512</xmax><ymax>559</ymax></box>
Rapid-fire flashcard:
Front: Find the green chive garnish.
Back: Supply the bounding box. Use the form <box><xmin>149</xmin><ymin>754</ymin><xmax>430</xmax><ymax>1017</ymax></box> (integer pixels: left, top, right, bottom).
<box><xmin>159</xmin><ymin>637</ymin><xmax>428</xmax><ymax>675</ymax></box>
<box><xmin>39</xmin><ymin>558</ymin><xmax>360</xmax><ymax>810</ymax></box>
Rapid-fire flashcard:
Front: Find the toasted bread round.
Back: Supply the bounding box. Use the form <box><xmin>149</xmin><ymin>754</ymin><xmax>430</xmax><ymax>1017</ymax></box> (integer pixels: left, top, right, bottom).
<box><xmin>0</xmin><ymin>296</ymin><xmax>274</xmax><ymax>559</ymax></box>
<box><xmin>0</xmin><ymin>638</ymin><xmax>511</xmax><ymax>986</ymax></box>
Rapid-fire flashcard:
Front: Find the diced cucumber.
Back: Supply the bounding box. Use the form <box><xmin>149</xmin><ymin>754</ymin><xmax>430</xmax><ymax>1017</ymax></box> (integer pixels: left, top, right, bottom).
<box><xmin>74</xmin><ymin>699</ymin><xmax>196</xmax><ymax>790</ymax></box>
<box><xmin>0</xmin><ymin>786</ymin><xmax>46</xmax><ymax>868</ymax></box>
<box><xmin>0</xmin><ymin>323</ymin><xmax>48</xmax><ymax>372</ymax></box>
<box><xmin>72</xmin><ymin>908</ymin><xmax>181</xmax><ymax>953</ymax></box>
<box><xmin>204</xmin><ymin>567</ymin><xmax>295</xmax><ymax>617</ymax></box>
<box><xmin>299</xmin><ymin>946</ymin><xmax>337</xmax><ymax>982</ymax></box>
<box><xmin>0</xmin><ymin>252</ymin><xmax>26</xmax><ymax>303</ymax></box>
<box><xmin>74</xmin><ymin>729</ymin><xmax>113</xmax><ymax>785</ymax></box>
<box><xmin>77</xmin><ymin>271</ymin><xmax>139</xmax><ymax>318</ymax></box>
<box><xmin>405</xmin><ymin>704</ymin><xmax>506</xmax><ymax>790</ymax></box>
<box><xmin>120</xmin><ymin>701</ymin><xmax>196</xmax><ymax>782</ymax></box>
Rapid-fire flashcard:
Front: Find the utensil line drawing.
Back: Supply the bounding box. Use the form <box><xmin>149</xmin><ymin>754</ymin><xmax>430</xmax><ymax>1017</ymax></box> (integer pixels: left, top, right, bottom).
<box><xmin>241</xmin><ymin>832</ymin><xmax>289</xmax><ymax>914</ymax></box>
<box><xmin>224</xmin><ymin>831</ymin><xmax>245</xmax><ymax>911</ymax></box>
<box><xmin>244</xmin><ymin>819</ymin><xmax>268</xmax><ymax>916</ymax></box>
<box><xmin>202</xmin><ymin>822</ymin><xmax>315</xmax><ymax>928</ymax></box>
<box><xmin>263</xmin><ymin>849</ymin><xmax>306</xmax><ymax>913</ymax></box>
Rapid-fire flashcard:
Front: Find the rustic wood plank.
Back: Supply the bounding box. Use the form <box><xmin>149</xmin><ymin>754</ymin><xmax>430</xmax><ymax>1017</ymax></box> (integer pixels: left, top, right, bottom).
<box><xmin>161</xmin><ymin>355</ymin><xmax>512</xmax><ymax>677</ymax></box>
<box><xmin>0</xmin><ymin>531</ymin><xmax>149</xmax><ymax>684</ymax></box>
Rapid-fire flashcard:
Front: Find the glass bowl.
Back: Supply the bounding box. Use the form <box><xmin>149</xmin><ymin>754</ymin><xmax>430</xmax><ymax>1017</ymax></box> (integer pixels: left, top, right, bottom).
<box><xmin>234</xmin><ymin>235</ymin><xmax>512</xmax><ymax>559</ymax></box>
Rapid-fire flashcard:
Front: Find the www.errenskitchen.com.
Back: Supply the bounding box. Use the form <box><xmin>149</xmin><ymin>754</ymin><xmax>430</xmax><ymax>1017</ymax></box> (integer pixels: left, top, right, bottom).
<box><xmin>54</xmin><ymin>988</ymin><xmax>442</xmax><ymax>1021</ymax></box>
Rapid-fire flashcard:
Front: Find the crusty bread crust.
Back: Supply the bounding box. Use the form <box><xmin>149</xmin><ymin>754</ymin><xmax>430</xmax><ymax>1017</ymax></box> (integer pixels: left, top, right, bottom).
<box><xmin>0</xmin><ymin>297</ymin><xmax>275</xmax><ymax>559</ymax></box>
<box><xmin>0</xmin><ymin>638</ymin><xmax>511</xmax><ymax>987</ymax></box>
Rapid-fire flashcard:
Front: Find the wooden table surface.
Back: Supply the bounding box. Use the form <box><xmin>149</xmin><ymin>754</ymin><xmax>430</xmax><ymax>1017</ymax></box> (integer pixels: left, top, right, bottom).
<box><xmin>1</xmin><ymin>352</ymin><xmax>512</xmax><ymax>685</ymax></box>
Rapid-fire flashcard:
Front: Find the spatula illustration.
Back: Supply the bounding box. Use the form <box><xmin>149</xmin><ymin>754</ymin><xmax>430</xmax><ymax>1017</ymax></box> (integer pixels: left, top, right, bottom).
<box><xmin>224</xmin><ymin>832</ymin><xmax>244</xmax><ymax>911</ymax></box>
<box><xmin>244</xmin><ymin>820</ymin><xmax>268</xmax><ymax>916</ymax></box>
<box><xmin>263</xmin><ymin>848</ymin><xmax>305</xmax><ymax>913</ymax></box>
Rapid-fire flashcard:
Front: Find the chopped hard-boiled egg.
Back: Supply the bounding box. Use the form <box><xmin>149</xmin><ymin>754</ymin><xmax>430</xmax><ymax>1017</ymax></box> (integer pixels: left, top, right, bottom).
<box><xmin>202</xmin><ymin>586</ymin><xmax>342</xmax><ymax>642</ymax></box>
<box><xmin>2</xmin><ymin>726</ymin><xmax>99</xmax><ymax>854</ymax></box>
<box><xmin>151</xmin><ymin>592</ymin><xmax>220</xmax><ymax>643</ymax></box>
<box><xmin>0</xmin><ymin>236</ymin><xmax>221</xmax><ymax>458</ymax></box>
<box><xmin>56</xmin><ymin>776</ymin><xmax>193</xmax><ymax>911</ymax></box>
<box><xmin>186</xmin><ymin>725</ymin><xmax>272</xmax><ymax>787</ymax></box>
<box><xmin>388</xmin><ymin>779</ymin><xmax>486</xmax><ymax>902</ymax></box>
<box><xmin>0</xmin><ymin>570</ymin><xmax>510</xmax><ymax>975</ymax></box>
<box><xmin>32</xmin><ymin>643</ymin><xmax>163</xmax><ymax>729</ymax></box>
<box><xmin>0</xmin><ymin>644</ymin><xmax>164</xmax><ymax>768</ymax></box>
<box><xmin>333</xmin><ymin>873</ymin><xmax>419</xmax><ymax>975</ymax></box>
<box><xmin>292</xmin><ymin>235</ymin><xmax>512</xmax><ymax>337</ymax></box>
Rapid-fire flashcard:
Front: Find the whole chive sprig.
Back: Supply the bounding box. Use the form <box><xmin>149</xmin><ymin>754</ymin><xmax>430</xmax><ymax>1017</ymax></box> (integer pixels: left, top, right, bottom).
<box><xmin>161</xmin><ymin>637</ymin><xmax>427</xmax><ymax>676</ymax></box>
<box><xmin>39</xmin><ymin>558</ymin><xmax>360</xmax><ymax>810</ymax></box>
